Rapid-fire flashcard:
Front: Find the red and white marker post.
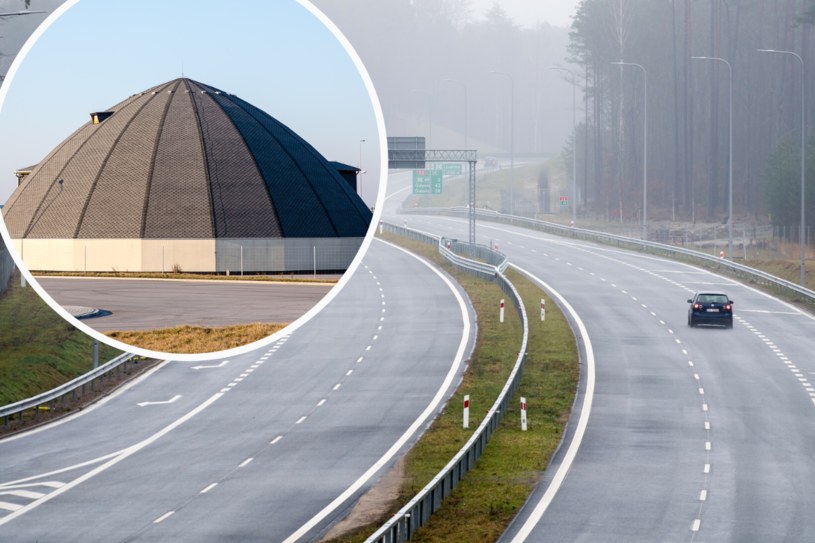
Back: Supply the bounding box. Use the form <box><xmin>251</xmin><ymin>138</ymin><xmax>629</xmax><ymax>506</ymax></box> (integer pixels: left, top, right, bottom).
<box><xmin>540</xmin><ymin>298</ymin><xmax>546</xmax><ymax>321</ymax></box>
<box><xmin>520</xmin><ymin>397</ymin><xmax>528</xmax><ymax>431</ymax></box>
<box><xmin>500</xmin><ymin>299</ymin><xmax>505</xmax><ymax>323</ymax></box>
<box><xmin>463</xmin><ymin>395</ymin><xmax>470</xmax><ymax>429</ymax></box>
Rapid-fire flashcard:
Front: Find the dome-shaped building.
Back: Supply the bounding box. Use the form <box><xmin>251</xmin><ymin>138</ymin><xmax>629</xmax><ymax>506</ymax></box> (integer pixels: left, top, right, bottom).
<box><xmin>3</xmin><ymin>78</ymin><xmax>372</xmax><ymax>273</ymax></box>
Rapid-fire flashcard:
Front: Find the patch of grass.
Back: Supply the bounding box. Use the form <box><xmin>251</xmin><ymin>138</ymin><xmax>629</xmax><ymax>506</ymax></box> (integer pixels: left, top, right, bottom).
<box><xmin>34</xmin><ymin>271</ymin><xmax>337</xmax><ymax>283</ymax></box>
<box><xmin>106</xmin><ymin>323</ymin><xmax>287</xmax><ymax>354</ymax></box>
<box><xmin>328</xmin><ymin>234</ymin><xmax>578</xmax><ymax>542</ymax></box>
<box><xmin>0</xmin><ymin>272</ymin><xmax>121</xmax><ymax>405</ymax></box>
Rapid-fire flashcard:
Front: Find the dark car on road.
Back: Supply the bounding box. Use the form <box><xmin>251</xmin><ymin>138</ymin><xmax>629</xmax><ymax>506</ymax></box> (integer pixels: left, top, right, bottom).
<box><xmin>687</xmin><ymin>292</ymin><xmax>734</xmax><ymax>328</ymax></box>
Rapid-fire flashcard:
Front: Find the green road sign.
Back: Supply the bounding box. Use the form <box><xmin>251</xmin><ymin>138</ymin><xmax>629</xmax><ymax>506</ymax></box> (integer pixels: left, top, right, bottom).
<box><xmin>431</xmin><ymin>163</ymin><xmax>463</xmax><ymax>176</ymax></box>
<box><xmin>413</xmin><ymin>169</ymin><xmax>443</xmax><ymax>194</ymax></box>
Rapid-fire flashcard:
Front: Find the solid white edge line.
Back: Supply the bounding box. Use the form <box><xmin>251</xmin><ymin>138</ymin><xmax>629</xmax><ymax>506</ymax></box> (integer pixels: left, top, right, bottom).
<box><xmin>0</xmin><ymin>359</ymin><xmax>173</xmax><ymax>444</ymax></box>
<box><xmin>0</xmin><ymin>392</ymin><xmax>223</xmax><ymax>526</ymax></box>
<box><xmin>282</xmin><ymin>238</ymin><xmax>472</xmax><ymax>543</ymax></box>
<box><xmin>508</xmin><ymin>263</ymin><xmax>595</xmax><ymax>543</ymax></box>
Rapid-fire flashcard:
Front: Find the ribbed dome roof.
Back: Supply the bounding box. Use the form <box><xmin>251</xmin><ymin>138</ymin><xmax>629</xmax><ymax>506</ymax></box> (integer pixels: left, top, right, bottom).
<box><xmin>3</xmin><ymin>78</ymin><xmax>372</xmax><ymax>239</ymax></box>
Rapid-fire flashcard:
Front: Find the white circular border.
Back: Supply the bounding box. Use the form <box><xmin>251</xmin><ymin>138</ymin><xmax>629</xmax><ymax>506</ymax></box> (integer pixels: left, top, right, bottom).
<box><xmin>0</xmin><ymin>0</ymin><xmax>388</xmax><ymax>362</ymax></box>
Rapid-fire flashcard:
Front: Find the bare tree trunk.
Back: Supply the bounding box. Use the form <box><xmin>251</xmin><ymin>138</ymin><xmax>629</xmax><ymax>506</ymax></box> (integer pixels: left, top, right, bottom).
<box><xmin>707</xmin><ymin>0</ymin><xmax>722</xmax><ymax>219</ymax></box>
<box><xmin>684</xmin><ymin>0</ymin><xmax>695</xmax><ymax>220</ymax></box>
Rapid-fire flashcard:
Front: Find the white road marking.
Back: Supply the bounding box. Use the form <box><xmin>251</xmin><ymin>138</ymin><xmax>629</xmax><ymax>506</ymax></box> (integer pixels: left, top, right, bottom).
<box><xmin>704</xmin><ymin>464</ymin><xmax>711</xmax><ymax>474</ymax></box>
<box><xmin>0</xmin><ymin>393</ymin><xmax>225</xmax><ymax>526</ymax></box>
<box><xmin>295</xmin><ymin>416</ymin><xmax>307</xmax><ymax>424</ymax></box>
<box><xmin>154</xmin><ymin>511</ymin><xmax>174</xmax><ymax>524</ymax></box>
<box><xmin>505</xmin><ymin>265</ymin><xmax>595</xmax><ymax>543</ymax></box>
<box><xmin>699</xmin><ymin>490</ymin><xmax>708</xmax><ymax>501</ymax></box>
<box><xmin>333</xmin><ymin>384</ymin><xmax>341</xmax><ymax>391</ymax></box>
<box><xmin>704</xmin><ymin>421</ymin><xmax>711</xmax><ymax>430</ymax></box>
<box><xmin>284</xmin><ymin>239</ymin><xmax>474</xmax><ymax>543</ymax></box>
<box><xmin>239</xmin><ymin>458</ymin><xmax>253</xmax><ymax>468</ymax></box>
<box><xmin>0</xmin><ymin>489</ymin><xmax>44</xmax><ymax>499</ymax></box>
<box><xmin>200</xmin><ymin>483</ymin><xmax>218</xmax><ymax>494</ymax></box>
<box><xmin>705</xmin><ymin>442</ymin><xmax>712</xmax><ymax>451</ymax></box>
<box><xmin>270</xmin><ymin>436</ymin><xmax>282</xmax><ymax>445</ymax></box>
<box><xmin>692</xmin><ymin>519</ymin><xmax>701</xmax><ymax>532</ymax></box>
<box><xmin>317</xmin><ymin>399</ymin><xmax>326</xmax><ymax>407</ymax></box>
<box><xmin>191</xmin><ymin>360</ymin><xmax>230</xmax><ymax>370</ymax></box>
<box><xmin>137</xmin><ymin>394</ymin><xmax>182</xmax><ymax>407</ymax></box>
<box><xmin>0</xmin><ymin>502</ymin><xmax>22</xmax><ymax>512</ymax></box>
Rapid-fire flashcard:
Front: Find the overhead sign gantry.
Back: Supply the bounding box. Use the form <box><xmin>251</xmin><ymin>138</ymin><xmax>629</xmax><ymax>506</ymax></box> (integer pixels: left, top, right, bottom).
<box><xmin>387</xmin><ymin>137</ymin><xmax>478</xmax><ymax>244</ymax></box>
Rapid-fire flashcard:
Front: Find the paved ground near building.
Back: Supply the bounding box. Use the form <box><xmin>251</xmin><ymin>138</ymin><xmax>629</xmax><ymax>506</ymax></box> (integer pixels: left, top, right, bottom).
<box><xmin>35</xmin><ymin>277</ymin><xmax>335</xmax><ymax>331</ymax></box>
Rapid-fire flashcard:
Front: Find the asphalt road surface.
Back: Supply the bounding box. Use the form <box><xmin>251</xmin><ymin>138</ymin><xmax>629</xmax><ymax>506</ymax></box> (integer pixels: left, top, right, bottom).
<box><xmin>0</xmin><ymin>240</ymin><xmax>475</xmax><ymax>542</ymax></box>
<box><xmin>385</xmin><ymin>169</ymin><xmax>815</xmax><ymax>542</ymax></box>
<box><xmin>35</xmin><ymin>277</ymin><xmax>334</xmax><ymax>331</ymax></box>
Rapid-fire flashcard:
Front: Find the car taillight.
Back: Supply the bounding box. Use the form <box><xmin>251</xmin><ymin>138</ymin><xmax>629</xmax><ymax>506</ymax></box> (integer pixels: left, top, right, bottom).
<box><xmin>725</xmin><ymin>304</ymin><xmax>731</xmax><ymax>311</ymax></box>
<box><xmin>694</xmin><ymin>303</ymin><xmax>701</xmax><ymax>310</ymax></box>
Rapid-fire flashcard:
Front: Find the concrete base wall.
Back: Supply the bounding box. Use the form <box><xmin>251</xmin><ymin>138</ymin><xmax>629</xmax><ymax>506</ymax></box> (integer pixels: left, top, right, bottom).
<box><xmin>13</xmin><ymin>239</ymin><xmax>217</xmax><ymax>272</ymax></box>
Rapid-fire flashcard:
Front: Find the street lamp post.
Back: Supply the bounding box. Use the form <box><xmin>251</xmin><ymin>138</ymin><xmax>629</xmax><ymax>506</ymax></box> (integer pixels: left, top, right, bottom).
<box><xmin>442</xmin><ymin>78</ymin><xmax>468</xmax><ymax>149</ymax></box>
<box><xmin>551</xmin><ymin>66</ymin><xmax>578</xmax><ymax>227</ymax></box>
<box><xmin>692</xmin><ymin>56</ymin><xmax>733</xmax><ymax>259</ymax></box>
<box><xmin>489</xmin><ymin>71</ymin><xmax>515</xmax><ymax>215</ymax></box>
<box><xmin>611</xmin><ymin>61</ymin><xmax>648</xmax><ymax>240</ymax></box>
<box><xmin>759</xmin><ymin>49</ymin><xmax>806</xmax><ymax>287</ymax></box>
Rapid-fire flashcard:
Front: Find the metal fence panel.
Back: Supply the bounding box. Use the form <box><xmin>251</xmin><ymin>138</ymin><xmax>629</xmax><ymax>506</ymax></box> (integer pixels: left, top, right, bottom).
<box><xmin>214</xmin><ymin>237</ymin><xmax>364</xmax><ymax>273</ymax></box>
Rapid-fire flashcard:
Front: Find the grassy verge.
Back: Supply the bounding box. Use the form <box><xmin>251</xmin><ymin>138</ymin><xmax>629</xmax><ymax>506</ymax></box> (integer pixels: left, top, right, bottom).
<box><xmin>34</xmin><ymin>271</ymin><xmax>338</xmax><ymax>283</ymax></box>
<box><xmin>0</xmin><ymin>272</ymin><xmax>121</xmax><ymax>405</ymax></box>
<box><xmin>106</xmin><ymin>323</ymin><xmax>287</xmax><ymax>354</ymax></box>
<box><xmin>327</xmin><ymin>234</ymin><xmax>578</xmax><ymax>542</ymax></box>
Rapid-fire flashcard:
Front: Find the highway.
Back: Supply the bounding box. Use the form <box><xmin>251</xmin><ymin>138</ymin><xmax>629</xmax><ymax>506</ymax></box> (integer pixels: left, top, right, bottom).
<box><xmin>0</xmin><ymin>240</ymin><xmax>475</xmax><ymax>542</ymax></box>
<box><xmin>384</xmin><ymin>169</ymin><xmax>815</xmax><ymax>542</ymax></box>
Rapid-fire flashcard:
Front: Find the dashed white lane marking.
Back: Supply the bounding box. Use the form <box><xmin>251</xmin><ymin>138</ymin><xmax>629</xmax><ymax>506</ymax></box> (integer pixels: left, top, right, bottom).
<box><xmin>317</xmin><ymin>399</ymin><xmax>326</xmax><ymax>407</ymax></box>
<box><xmin>154</xmin><ymin>511</ymin><xmax>174</xmax><ymax>524</ymax></box>
<box><xmin>735</xmin><ymin>314</ymin><xmax>815</xmax><ymax>407</ymax></box>
<box><xmin>295</xmin><ymin>416</ymin><xmax>307</xmax><ymax>425</ymax></box>
<box><xmin>270</xmin><ymin>436</ymin><xmax>282</xmax><ymax>445</ymax></box>
<box><xmin>200</xmin><ymin>483</ymin><xmax>218</xmax><ymax>494</ymax></box>
<box><xmin>239</xmin><ymin>458</ymin><xmax>253</xmax><ymax>468</ymax></box>
<box><xmin>540</xmin><ymin>252</ymin><xmax>716</xmax><ymax>539</ymax></box>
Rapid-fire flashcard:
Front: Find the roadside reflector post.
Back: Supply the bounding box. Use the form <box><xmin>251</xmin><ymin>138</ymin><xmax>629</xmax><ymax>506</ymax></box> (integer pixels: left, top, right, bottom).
<box><xmin>463</xmin><ymin>395</ymin><xmax>470</xmax><ymax>429</ymax></box>
<box><xmin>520</xmin><ymin>397</ymin><xmax>528</xmax><ymax>431</ymax></box>
<box><xmin>540</xmin><ymin>298</ymin><xmax>546</xmax><ymax>321</ymax></box>
<box><xmin>500</xmin><ymin>299</ymin><xmax>505</xmax><ymax>323</ymax></box>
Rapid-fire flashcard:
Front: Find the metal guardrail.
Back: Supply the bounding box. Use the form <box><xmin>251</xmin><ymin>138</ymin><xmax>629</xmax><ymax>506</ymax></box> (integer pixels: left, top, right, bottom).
<box><xmin>369</xmin><ymin>223</ymin><xmax>529</xmax><ymax>543</ymax></box>
<box><xmin>1</xmin><ymin>353</ymin><xmax>141</xmax><ymax>429</ymax></box>
<box><xmin>400</xmin><ymin>207</ymin><xmax>815</xmax><ymax>305</ymax></box>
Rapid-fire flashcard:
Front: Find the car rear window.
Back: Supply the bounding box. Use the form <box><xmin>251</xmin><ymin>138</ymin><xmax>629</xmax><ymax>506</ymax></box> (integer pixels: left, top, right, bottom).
<box><xmin>700</xmin><ymin>294</ymin><xmax>728</xmax><ymax>304</ymax></box>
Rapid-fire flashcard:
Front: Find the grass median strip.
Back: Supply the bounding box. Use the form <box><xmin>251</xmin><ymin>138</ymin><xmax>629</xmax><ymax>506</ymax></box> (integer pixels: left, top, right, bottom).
<box><xmin>324</xmin><ymin>235</ymin><xmax>578</xmax><ymax>542</ymax></box>
<box><xmin>105</xmin><ymin>323</ymin><xmax>287</xmax><ymax>354</ymax></box>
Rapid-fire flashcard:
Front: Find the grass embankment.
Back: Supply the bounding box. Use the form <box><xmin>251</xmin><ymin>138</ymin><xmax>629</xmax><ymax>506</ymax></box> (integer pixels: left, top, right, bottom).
<box><xmin>0</xmin><ymin>273</ymin><xmax>121</xmax><ymax>405</ymax></box>
<box><xmin>106</xmin><ymin>323</ymin><xmax>287</xmax><ymax>354</ymax></box>
<box><xmin>328</xmin><ymin>235</ymin><xmax>578</xmax><ymax>542</ymax></box>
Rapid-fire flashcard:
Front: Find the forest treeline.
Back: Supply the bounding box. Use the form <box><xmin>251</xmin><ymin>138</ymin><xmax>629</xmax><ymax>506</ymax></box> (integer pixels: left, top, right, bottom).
<box><xmin>315</xmin><ymin>0</ymin><xmax>814</xmax><ymax>227</ymax></box>
<box><xmin>569</xmin><ymin>0</ymin><xmax>815</xmax><ymax>228</ymax></box>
